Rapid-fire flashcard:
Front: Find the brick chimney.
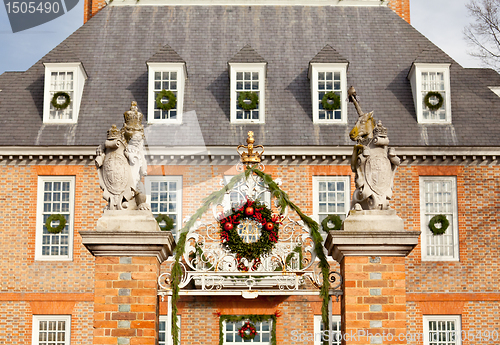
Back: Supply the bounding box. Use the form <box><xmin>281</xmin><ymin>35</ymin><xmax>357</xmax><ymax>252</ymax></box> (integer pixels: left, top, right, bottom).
<box><xmin>388</xmin><ymin>0</ymin><xmax>410</xmax><ymax>23</ymax></box>
<box><xmin>84</xmin><ymin>0</ymin><xmax>410</xmax><ymax>24</ymax></box>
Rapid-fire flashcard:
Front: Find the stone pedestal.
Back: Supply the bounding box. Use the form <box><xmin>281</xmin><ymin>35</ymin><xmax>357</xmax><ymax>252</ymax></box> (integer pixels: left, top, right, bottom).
<box><xmin>80</xmin><ymin>210</ymin><xmax>175</xmax><ymax>345</ymax></box>
<box><xmin>325</xmin><ymin>210</ymin><xmax>420</xmax><ymax>345</ymax></box>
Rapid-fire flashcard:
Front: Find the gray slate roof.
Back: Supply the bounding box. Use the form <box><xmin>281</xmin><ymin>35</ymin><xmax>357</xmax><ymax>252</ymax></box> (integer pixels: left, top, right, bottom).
<box><xmin>310</xmin><ymin>45</ymin><xmax>349</xmax><ymax>64</ymax></box>
<box><xmin>229</xmin><ymin>45</ymin><xmax>267</xmax><ymax>64</ymax></box>
<box><xmin>1</xmin><ymin>5</ymin><xmax>500</xmax><ymax>147</ymax></box>
<box><xmin>147</xmin><ymin>45</ymin><xmax>186</xmax><ymax>63</ymax></box>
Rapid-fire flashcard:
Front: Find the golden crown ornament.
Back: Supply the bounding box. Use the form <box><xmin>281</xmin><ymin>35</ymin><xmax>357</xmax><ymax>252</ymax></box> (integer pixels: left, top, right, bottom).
<box><xmin>237</xmin><ymin>131</ymin><xmax>264</xmax><ymax>166</ymax></box>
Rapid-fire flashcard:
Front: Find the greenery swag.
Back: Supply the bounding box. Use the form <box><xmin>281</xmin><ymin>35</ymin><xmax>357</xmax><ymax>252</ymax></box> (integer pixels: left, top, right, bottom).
<box><xmin>219</xmin><ymin>199</ymin><xmax>278</xmax><ymax>262</ymax></box>
<box><xmin>170</xmin><ymin>167</ymin><xmax>331</xmax><ymax>345</ymax></box>
<box><xmin>428</xmin><ymin>214</ymin><xmax>449</xmax><ymax>235</ymax></box>
<box><xmin>238</xmin><ymin>91</ymin><xmax>259</xmax><ymax>111</ymax></box>
<box><xmin>45</xmin><ymin>214</ymin><xmax>67</xmax><ymax>234</ymax></box>
<box><xmin>218</xmin><ymin>314</ymin><xmax>277</xmax><ymax>345</ymax></box>
<box><xmin>155</xmin><ymin>214</ymin><xmax>174</xmax><ymax>231</ymax></box>
<box><xmin>156</xmin><ymin>89</ymin><xmax>177</xmax><ymax>111</ymax></box>
<box><xmin>51</xmin><ymin>92</ymin><xmax>71</xmax><ymax>110</ymax></box>
<box><xmin>321</xmin><ymin>92</ymin><xmax>341</xmax><ymax>111</ymax></box>
<box><xmin>321</xmin><ymin>214</ymin><xmax>342</xmax><ymax>232</ymax></box>
<box><xmin>238</xmin><ymin>321</ymin><xmax>258</xmax><ymax>340</ymax></box>
<box><xmin>424</xmin><ymin>91</ymin><xmax>444</xmax><ymax>111</ymax></box>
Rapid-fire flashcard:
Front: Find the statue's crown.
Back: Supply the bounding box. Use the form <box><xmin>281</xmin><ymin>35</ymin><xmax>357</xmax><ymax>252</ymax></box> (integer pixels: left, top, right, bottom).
<box><xmin>373</xmin><ymin>120</ymin><xmax>388</xmax><ymax>137</ymax></box>
<box><xmin>123</xmin><ymin>101</ymin><xmax>143</xmax><ymax>129</ymax></box>
<box><xmin>107</xmin><ymin>124</ymin><xmax>121</xmax><ymax>140</ymax></box>
<box><xmin>237</xmin><ymin>131</ymin><xmax>264</xmax><ymax>166</ymax></box>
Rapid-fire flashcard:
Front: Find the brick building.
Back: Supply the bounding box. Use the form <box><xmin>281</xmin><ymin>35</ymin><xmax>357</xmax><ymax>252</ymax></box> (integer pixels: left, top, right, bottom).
<box><xmin>0</xmin><ymin>0</ymin><xmax>499</xmax><ymax>344</ymax></box>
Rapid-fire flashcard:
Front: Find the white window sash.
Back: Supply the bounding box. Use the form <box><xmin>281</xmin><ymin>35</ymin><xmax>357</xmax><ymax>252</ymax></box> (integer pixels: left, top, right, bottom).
<box><xmin>312</xmin><ymin>176</ymin><xmax>350</xmax><ymax>225</ymax></box>
<box><xmin>423</xmin><ymin>315</ymin><xmax>462</xmax><ymax>345</ymax></box>
<box><xmin>159</xmin><ymin>300</ymin><xmax>181</xmax><ymax>345</ymax></box>
<box><xmin>310</xmin><ymin>63</ymin><xmax>348</xmax><ymax>124</ymax></box>
<box><xmin>145</xmin><ymin>176</ymin><xmax>182</xmax><ymax>239</ymax></box>
<box><xmin>35</xmin><ymin>176</ymin><xmax>75</xmax><ymax>261</ymax></box>
<box><xmin>32</xmin><ymin>315</ymin><xmax>71</xmax><ymax>345</ymax></box>
<box><xmin>229</xmin><ymin>63</ymin><xmax>266</xmax><ymax>124</ymax></box>
<box><xmin>313</xmin><ymin>315</ymin><xmax>342</xmax><ymax>345</ymax></box>
<box><xmin>419</xmin><ymin>176</ymin><xmax>459</xmax><ymax>261</ymax></box>
<box><xmin>222</xmin><ymin>319</ymin><xmax>272</xmax><ymax>345</ymax></box>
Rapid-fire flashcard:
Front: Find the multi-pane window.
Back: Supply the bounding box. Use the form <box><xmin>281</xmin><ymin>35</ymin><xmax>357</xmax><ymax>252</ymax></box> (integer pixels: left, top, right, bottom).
<box><xmin>408</xmin><ymin>63</ymin><xmax>451</xmax><ymax>123</ymax></box>
<box><xmin>229</xmin><ymin>63</ymin><xmax>266</xmax><ymax>123</ymax></box>
<box><xmin>423</xmin><ymin>315</ymin><xmax>461</xmax><ymax>345</ymax></box>
<box><xmin>154</xmin><ymin>71</ymin><xmax>178</xmax><ymax>120</ymax></box>
<box><xmin>314</xmin><ymin>315</ymin><xmax>341</xmax><ymax>345</ymax></box>
<box><xmin>146</xmin><ymin>176</ymin><xmax>182</xmax><ymax>239</ymax></box>
<box><xmin>32</xmin><ymin>315</ymin><xmax>70</xmax><ymax>345</ymax></box>
<box><xmin>309</xmin><ymin>64</ymin><xmax>348</xmax><ymax>124</ymax></box>
<box><xmin>420</xmin><ymin>177</ymin><xmax>459</xmax><ymax>261</ymax></box>
<box><xmin>36</xmin><ymin>176</ymin><xmax>75</xmax><ymax>261</ymax></box>
<box><xmin>318</xmin><ymin>71</ymin><xmax>342</xmax><ymax>121</ymax></box>
<box><xmin>49</xmin><ymin>72</ymin><xmax>74</xmax><ymax>120</ymax></box>
<box><xmin>159</xmin><ymin>315</ymin><xmax>180</xmax><ymax>345</ymax></box>
<box><xmin>223</xmin><ymin>320</ymin><xmax>272</xmax><ymax>345</ymax></box>
<box><xmin>236</xmin><ymin>71</ymin><xmax>260</xmax><ymax>121</ymax></box>
<box><xmin>43</xmin><ymin>63</ymin><xmax>87</xmax><ymax>123</ymax></box>
<box><xmin>147</xmin><ymin>63</ymin><xmax>186</xmax><ymax>124</ymax></box>
<box><xmin>313</xmin><ymin>176</ymin><xmax>350</xmax><ymax>227</ymax></box>
<box><xmin>421</xmin><ymin>71</ymin><xmax>446</xmax><ymax>121</ymax></box>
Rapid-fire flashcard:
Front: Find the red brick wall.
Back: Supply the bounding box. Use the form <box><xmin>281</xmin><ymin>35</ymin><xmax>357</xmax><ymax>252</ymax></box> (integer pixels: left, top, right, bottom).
<box><xmin>388</xmin><ymin>0</ymin><xmax>410</xmax><ymax>23</ymax></box>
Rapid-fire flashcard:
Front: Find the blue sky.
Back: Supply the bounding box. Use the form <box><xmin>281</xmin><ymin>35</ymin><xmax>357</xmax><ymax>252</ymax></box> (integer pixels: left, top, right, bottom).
<box><xmin>0</xmin><ymin>0</ymin><xmax>482</xmax><ymax>75</ymax></box>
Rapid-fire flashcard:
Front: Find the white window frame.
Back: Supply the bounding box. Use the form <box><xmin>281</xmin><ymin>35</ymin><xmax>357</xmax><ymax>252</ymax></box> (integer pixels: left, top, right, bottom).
<box><xmin>408</xmin><ymin>63</ymin><xmax>452</xmax><ymax>124</ymax></box>
<box><xmin>419</xmin><ymin>176</ymin><xmax>459</xmax><ymax>262</ymax></box>
<box><xmin>145</xmin><ymin>176</ymin><xmax>182</xmax><ymax>240</ymax></box>
<box><xmin>229</xmin><ymin>63</ymin><xmax>266</xmax><ymax>124</ymax></box>
<box><xmin>423</xmin><ymin>315</ymin><xmax>462</xmax><ymax>345</ymax></box>
<box><xmin>159</xmin><ymin>303</ymin><xmax>181</xmax><ymax>345</ymax></box>
<box><xmin>222</xmin><ymin>318</ymin><xmax>272</xmax><ymax>345</ymax></box>
<box><xmin>309</xmin><ymin>63</ymin><xmax>348</xmax><ymax>124</ymax></box>
<box><xmin>35</xmin><ymin>176</ymin><xmax>75</xmax><ymax>261</ymax></box>
<box><xmin>147</xmin><ymin>62</ymin><xmax>186</xmax><ymax>124</ymax></box>
<box><xmin>312</xmin><ymin>176</ymin><xmax>350</xmax><ymax>226</ymax></box>
<box><xmin>314</xmin><ymin>315</ymin><xmax>341</xmax><ymax>345</ymax></box>
<box><xmin>43</xmin><ymin>63</ymin><xmax>87</xmax><ymax>124</ymax></box>
<box><xmin>32</xmin><ymin>315</ymin><xmax>71</xmax><ymax>345</ymax></box>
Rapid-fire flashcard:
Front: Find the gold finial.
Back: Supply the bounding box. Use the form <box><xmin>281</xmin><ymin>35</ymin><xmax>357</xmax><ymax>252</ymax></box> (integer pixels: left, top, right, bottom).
<box><xmin>237</xmin><ymin>131</ymin><xmax>264</xmax><ymax>165</ymax></box>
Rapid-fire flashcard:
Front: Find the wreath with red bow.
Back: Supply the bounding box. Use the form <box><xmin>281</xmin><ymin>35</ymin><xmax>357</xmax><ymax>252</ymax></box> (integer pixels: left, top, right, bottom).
<box><xmin>238</xmin><ymin>321</ymin><xmax>257</xmax><ymax>340</ymax></box>
<box><xmin>219</xmin><ymin>199</ymin><xmax>281</xmax><ymax>263</ymax></box>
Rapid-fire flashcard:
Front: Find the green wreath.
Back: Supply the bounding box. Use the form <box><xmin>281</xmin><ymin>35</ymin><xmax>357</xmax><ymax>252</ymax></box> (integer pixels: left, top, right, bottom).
<box><xmin>45</xmin><ymin>214</ymin><xmax>67</xmax><ymax>234</ymax></box>
<box><xmin>219</xmin><ymin>199</ymin><xmax>278</xmax><ymax>262</ymax></box>
<box><xmin>51</xmin><ymin>92</ymin><xmax>71</xmax><ymax>110</ymax></box>
<box><xmin>424</xmin><ymin>91</ymin><xmax>444</xmax><ymax>111</ymax></box>
<box><xmin>156</xmin><ymin>89</ymin><xmax>177</xmax><ymax>111</ymax></box>
<box><xmin>428</xmin><ymin>215</ymin><xmax>449</xmax><ymax>235</ymax></box>
<box><xmin>321</xmin><ymin>92</ymin><xmax>341</xmax><ymax>111</ymax></box>
<box><xmin>321</xmin><ymin>214</ymin><xmax>342</xmax><ymax>232</ymax></box>
<box><xmin>238</xmin><ymin>91</ymin><xmax>259</xmax><ymax>111</ymax></box>
<box><xmin>238</xmin><ymin>321</ymin><xmax>257</xmax><ymax>340</ymax></box>
<box><xmin>156</xmin><ymin>214</ymin><xmax>175</xmax><ymax>231</ymax></box>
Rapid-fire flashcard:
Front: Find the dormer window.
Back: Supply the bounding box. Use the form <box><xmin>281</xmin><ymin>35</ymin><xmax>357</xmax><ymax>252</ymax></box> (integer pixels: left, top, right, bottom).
<box><xmin>228</xmin><ymin>45</ymin><xmax>267</xmax><ymax>124</ymax></box>
<box><xmin>43</xmin><ymin>63</ymin><xmax>87</xmax><ymax>124</ymax></box>
<box><xmin>147</xmin><ymin>63</ymin><xmax>186</xmax><ymax>124</ymax></box>
<box><xmin>309</xmin><ymin>64</ymin><xmax>348</xmax><ymax>123</ymax></box>
<box><xmin>409</xmin><ymin>63</ymin><xmax>451</xmax><ymax>124</ymax></box>
<box><xmin>308</xmin><ymin>45</ymin><xmax>349</xmax><ymax>124</ymax></box>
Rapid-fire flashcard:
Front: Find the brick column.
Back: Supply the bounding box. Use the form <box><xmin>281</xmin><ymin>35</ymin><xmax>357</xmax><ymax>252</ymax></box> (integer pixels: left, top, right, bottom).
<box><xmin>325</xmin><ymin>210</ymin><xmax>420</xmax><ymax>345</ymax></box>
<box><xmin>80</xmin><ymin>210</ymin><xmax>175</xmax><ymax>345</ymax></box>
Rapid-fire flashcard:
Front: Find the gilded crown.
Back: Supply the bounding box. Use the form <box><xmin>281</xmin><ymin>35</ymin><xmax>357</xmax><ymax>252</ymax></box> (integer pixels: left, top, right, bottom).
<box><xmin>123</xmin><ymin>101</ymin><xmax>144</xmax><ymax>129</ymax></box>
<box><xmin>107</xmin><ymin>124</ymin><xmax>121</xmax><ymax>140</ymax></box>
<box><xmin>237</xmin><ymin>131</ymin><xmax>264</xmax><ymax>165</ymax></box>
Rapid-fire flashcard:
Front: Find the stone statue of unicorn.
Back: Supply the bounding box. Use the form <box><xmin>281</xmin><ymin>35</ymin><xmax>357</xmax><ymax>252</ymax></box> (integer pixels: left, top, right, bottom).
<box><xmin>348</xmin><ymin>87</ymin><xmax>400</xmax><ymax>210</ymax></box>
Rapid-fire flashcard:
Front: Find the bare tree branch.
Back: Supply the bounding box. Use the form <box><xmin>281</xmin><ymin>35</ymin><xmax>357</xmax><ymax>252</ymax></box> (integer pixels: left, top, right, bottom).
<box><xmin>464</xmin><ymin>0</ymin><xmax>500</xmax><ymax>70</ymax></box>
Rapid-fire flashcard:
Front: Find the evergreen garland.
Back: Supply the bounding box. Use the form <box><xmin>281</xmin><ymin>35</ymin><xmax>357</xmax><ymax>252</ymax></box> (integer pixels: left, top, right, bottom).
<box><xmin>218</xmin><ymin>314</ymin><xmax>277</xmax><ymax>345</ymax></box>
<box><xmin>45</xmin><ymin>214</ymin><xmax>67</xmax><ymax>234</ymax></box>
<box><xmin>170</xmin><ymin>167</ymin><xmax>331</xmax><ymax>345</ymax></box>
<box><xmin>51</xmin><ymin>92</ymin><xmax>71</xmax><ymax>110</ymax></box>
<box><xmin>424</xmin><ymin>91</ymin><xmax>444</xmax><ymax>111</ymax></box>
